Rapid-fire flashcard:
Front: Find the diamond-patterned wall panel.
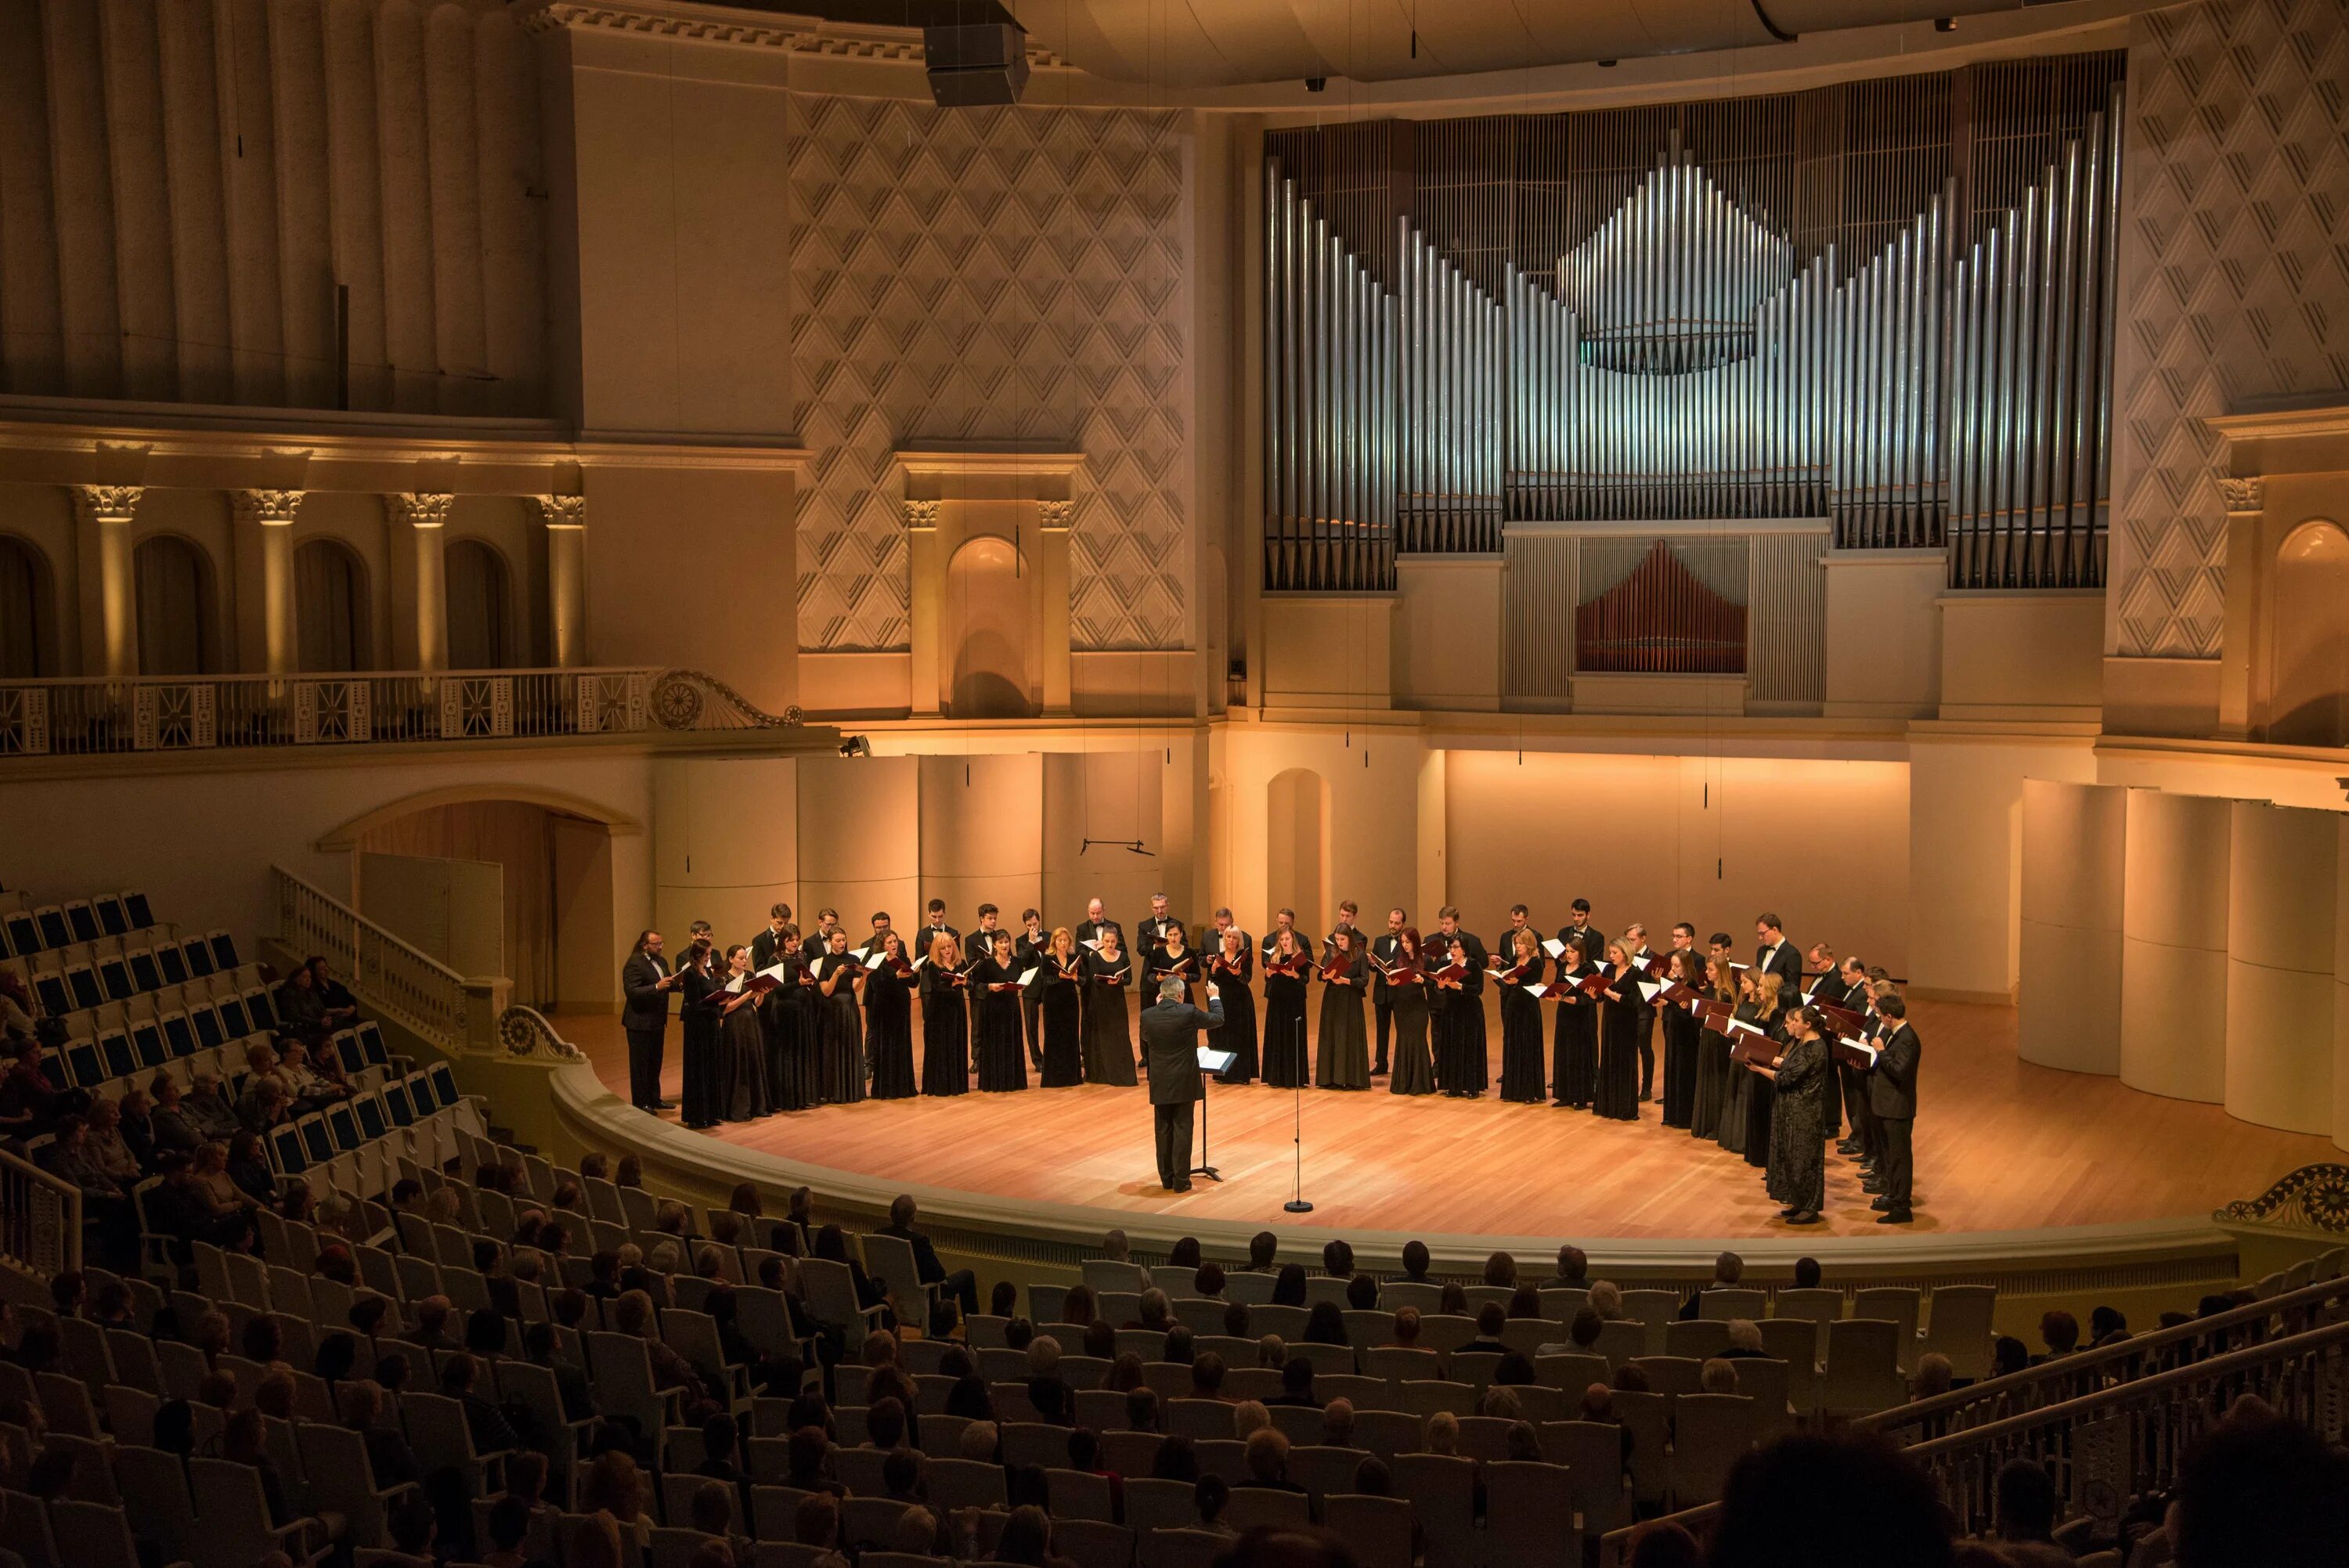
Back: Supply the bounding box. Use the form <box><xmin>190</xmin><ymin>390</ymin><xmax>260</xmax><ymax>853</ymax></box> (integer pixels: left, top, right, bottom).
<box><xmin>2111</xmin><ymin>0</ymin><xmax>2349</xmax><ymax>657</ymax></box>
<box><xmin>788</xmin><ymin>95</ymin><xmax>1191</xmax><ymax>652</ymax></box>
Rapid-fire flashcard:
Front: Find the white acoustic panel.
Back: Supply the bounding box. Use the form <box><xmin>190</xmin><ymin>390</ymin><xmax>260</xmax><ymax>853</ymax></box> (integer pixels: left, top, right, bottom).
<box><xmin>2225</xmin><ymin>801</ymin><xmax>2337</xmax><ymax>1134</ymax></box>
<box><xmin>2019</xmin><ymin>780</ymin><xmax>2125</xmax><ymax>1074</ymax></box>
<box><xmin>2118</xmin><ymin>788</ymin><xmax>2229</xmax><ymax>1102</ymax></box>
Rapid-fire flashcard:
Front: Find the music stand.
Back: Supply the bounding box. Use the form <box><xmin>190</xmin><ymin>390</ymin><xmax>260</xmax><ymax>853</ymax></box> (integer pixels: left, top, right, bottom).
<box><xmin>1193</xmin><ymin>1045</ymin><xmax>1236</xmax><ymax>1182</ymax></box>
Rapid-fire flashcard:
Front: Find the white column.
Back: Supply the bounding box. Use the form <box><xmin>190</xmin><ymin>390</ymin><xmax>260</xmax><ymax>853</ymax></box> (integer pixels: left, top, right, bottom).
<box><xmin>905</xmin><ymin>499</ymin><xmax>942</xmax><ymax>716</ymax></box>
<box><xmin>233</xmin><ymin>489</ymin><xmax>305</xmax><ymax>675</ymax></box>
<box><xmin>70</xmin><ymin>485</ymin><xmax>145</xmax><ymax>679</ymax></box>
<box><xmin>537</xmin><ymin>495</ymin><xmax>588</xmax><ymax>668</ymax></box>
<box><xmin>388</xmin><ymin>493</ymin><xmax>453</xmax><ymax>671</ymax></box>
<box><xmin>1038</xmin><ymin>499</ymin><xmax>1073</xmax><ymax>716</ymax></box>
<box><xmin>2217</xmin><ymin>476</ymin><xmax>2264</xmax><ymax>739</ymax></box>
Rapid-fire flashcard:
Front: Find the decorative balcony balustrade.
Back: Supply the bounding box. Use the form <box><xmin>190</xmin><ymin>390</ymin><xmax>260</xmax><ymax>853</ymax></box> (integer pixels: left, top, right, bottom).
<box><xmin>0</xmin><ymin>667</ymin><xmax>803</xmax><ymax>759</ymax></box>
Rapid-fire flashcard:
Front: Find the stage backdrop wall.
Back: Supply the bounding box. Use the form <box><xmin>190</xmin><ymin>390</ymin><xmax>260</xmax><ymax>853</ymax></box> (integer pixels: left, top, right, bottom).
<box><xmin>2018</xmin><ymin>779</ymin><xmax>2125</xmax><ymax>1073</ymax></box>
<box><xmin>1442</xmin><ymin>751</ymin><xmax>1911</xmax><ymax>973</ymax></box>
<box><xmin>2118</xmin><ymin>789</ymin><xmax>2231</xmax><ymax>1103</ymax></box>
<box><xmin>2224</xmin><ymin>801</ymin><xmax>2337</xmax><ymax>1135</ymax></box>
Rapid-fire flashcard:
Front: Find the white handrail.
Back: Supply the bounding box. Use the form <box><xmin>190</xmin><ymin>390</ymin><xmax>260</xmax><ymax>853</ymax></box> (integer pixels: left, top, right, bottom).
<box><xmin>272</xmin><ymin>864</ymin><xmax>469</xmax><ymax>1050</ymax></box>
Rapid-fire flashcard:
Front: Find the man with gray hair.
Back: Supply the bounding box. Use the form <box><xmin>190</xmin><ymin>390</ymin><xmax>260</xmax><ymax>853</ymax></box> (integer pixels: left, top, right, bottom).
<box><xmin>1142</xmin><ymin>971</ymin><xmax>1223</xmax><ymax>1192</ymax></box>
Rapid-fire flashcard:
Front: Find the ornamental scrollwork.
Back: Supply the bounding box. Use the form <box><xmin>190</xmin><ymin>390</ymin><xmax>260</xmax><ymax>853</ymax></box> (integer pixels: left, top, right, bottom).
<box><xmin>648</xmin><ymin>669</ymin><xmax>803</xmax><ymax>731</ymax></box>
<box><xmin>499</xmin><ymin>1005</ymin><xmax>586</xmax><ymax>1062</ymax></box>
<box><xmin>2214</xmin><ymin>1163</ymin><xmax>2349</xmax><ymax>1233</ymax></box>
<box><xmin>2216</xmin><ymin>476</ymin><xmax>2265</xmax><ymax>512</ymax></box>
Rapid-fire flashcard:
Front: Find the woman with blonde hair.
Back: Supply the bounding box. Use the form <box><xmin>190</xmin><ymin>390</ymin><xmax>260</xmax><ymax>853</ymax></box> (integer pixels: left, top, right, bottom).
<box><xmin>1593</xmin><ymin>941</ymin><xmax>1642</xmax><ymax>1120</ymax></box>
<box><xmin>1207</xmin><ymin>922</ymin><xmax>1259</xmax><ymax>1085</ymax></box>
<box><xmin>1496</xmin><ymin>928</ymin><xmax>1548</xmax><ymax>1102</ymax></box>
<box><xmin>1038</xmin><ymin>928</ymin><xmax>1084</xmax><ymax>1087</ymax></box>
<box><xmin>919</xmin><ymin>933</ymin><xmax>970</xmax><ymax>1097</ymax></box>
<box><xmin>1689</xmin><ymin>953</ymin><xmax>1737</xmax><ymax>1141</ymax></box>
<box><xmin>1080</xmin><ymin>926</ymin><xmax>1137</xmax><ymax>1087</ymax></box>
<box><xmin>1740</xmin><ymin>972</ymin><xmax>1785</xmax><ymax>1170</ymax></box>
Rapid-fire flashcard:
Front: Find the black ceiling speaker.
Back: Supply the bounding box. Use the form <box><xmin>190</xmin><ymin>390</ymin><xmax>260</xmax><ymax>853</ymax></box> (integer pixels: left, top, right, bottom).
<box><xmin>924</xmin><ymin>20</ymin><xmax>1030</xmax><ymax>106</ymax></box>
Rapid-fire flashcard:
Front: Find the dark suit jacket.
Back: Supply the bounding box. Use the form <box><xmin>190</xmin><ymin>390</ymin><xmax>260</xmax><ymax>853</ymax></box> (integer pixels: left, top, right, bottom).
<box><xmin>1142</xmin><ymin>997</ymin><xmax>1222</xmax><ymax>1105</ymax></box>
<box><xmin>1870</xmin><ymin>1023</ymin><xmax>1920</xmax><ymax>1119</ymax></box>
<box><xmin>879</xmin><ymin>1221</ymin><xmax>948</xmax><ymax>1285</ymax></box>
<box><xmin>1138</xmin><ymin>917</ymin><xmax>1178</xmax><ymax>956</ymax></box>
<box><xmin>1755</xmin><ymin>939</ymin><xmax>1802</xmax><ymax>993</ymax></box>
<box><xmin>749</xmin><ymin>928</ymin><xmax>792</xmax><ymax>971</ymax></box>
<box><xmin>1369</xmin><ymin>933</ymin><xmax>1403</xmax><ymax>1003</ymax></box>
<box><xmin>621</xmin><ymin>953</ymin><xmax>673</xmax><ymax>1033</ymax></box>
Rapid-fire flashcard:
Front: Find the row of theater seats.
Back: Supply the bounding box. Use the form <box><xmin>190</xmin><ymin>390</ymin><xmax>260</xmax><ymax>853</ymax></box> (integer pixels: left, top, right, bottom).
<box><xmin>0</xmin><ymin>889</ymin><xmax>159</xmax><ymax>959</ymax></box>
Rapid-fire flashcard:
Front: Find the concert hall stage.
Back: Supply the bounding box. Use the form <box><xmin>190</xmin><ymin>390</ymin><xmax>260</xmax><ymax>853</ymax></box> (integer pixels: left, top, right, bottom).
<box><xmin>565</xmin><ymin>998</ymin><xmax>2325</xmax><ymax>1246</ymax></box>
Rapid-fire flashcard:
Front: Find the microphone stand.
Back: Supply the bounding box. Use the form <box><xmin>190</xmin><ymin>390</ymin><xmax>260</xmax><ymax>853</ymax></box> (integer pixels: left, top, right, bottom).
<box><xmin>1284</xmin><ymin>1015</ymin><xmax>1313</xmax><ymax>1214</ymax></box>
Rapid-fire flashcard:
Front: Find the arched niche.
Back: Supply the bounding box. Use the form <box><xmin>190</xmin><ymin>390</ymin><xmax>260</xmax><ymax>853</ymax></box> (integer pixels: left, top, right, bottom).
<box><xmin>942</xmin><ymin>533</ymin><xmax>1039</xmax><ymax>719</ymax></box>
<box><xmin>445</xmin><ymin>537</ymin><xmax>514</xmax><ymax>669</ymax></box>
<box><xmin>132</xmin><ymin>534</ymin><xmax>218</xmax><ymax>675</ymax></box>
<box><xmin>2266</xmin><ymin>519</ymin><xmax>2349</xmax><ymax>747</ymax></box>
<box><xmin>0</xmin><ymin>534</ymin><xmax>58</xmax><ymax>677</ymax></box>
<box><xmin>294</xmin><ymin>537</ymin><xmax>373</xmax><ymax>672</ymax></box>
<box><xmin>1265</xmin><ymin>766</ymin><xmax>1331</xmax><ymax>944</ymax></box>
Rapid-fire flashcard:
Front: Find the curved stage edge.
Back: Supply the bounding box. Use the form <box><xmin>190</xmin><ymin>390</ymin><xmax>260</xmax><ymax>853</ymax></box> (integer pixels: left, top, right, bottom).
<box><xmin>541</xmin><ymin>1062</ymin><xmax>2252</xmax><ymax>1304</ymax></box>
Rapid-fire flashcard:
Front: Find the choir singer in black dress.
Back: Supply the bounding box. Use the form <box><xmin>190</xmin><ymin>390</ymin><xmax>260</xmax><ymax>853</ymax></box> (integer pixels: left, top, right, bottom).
<box><xmin>918</xmin><ymin>934</ymin><xmax>970</xmax><ymax>1097</ymax></box>
<box><xmin>1038</xmin><ymin>928</ymin><xmax>1085</xmax><ymax>1087</ymax></box>
<box><xmin>972</xmin><ymin>930</ymin><xmax>1030</xmax><ymax>1092</ymax></box>
<box><xmin>1764</xmin><ymin>1006</ymin><xmax>1829</xmax><ymax>1225</ymax></box>
<box><xmin>1385</xmin><ymin>928</ymin><xmax>1434</xmax><ymax>1096</ymax></box>
<box><xmin>1081</xmin><ymin>927</ymin><xmax>1138</xmax><ymax>1087</ymax></box>
<box><xmin>814</xmin><ymin>930</ymin><xmax>866</xmax><ymax>1105</ymax></box>
<box><xmin>1495</xmin><ymin>929</ymin><xmax>1547</xmax><ymax>1104</ymax></box>
<box><xmin>676</xmin><ymin>924</ymin><xmax>721</xmax><ymax>1129</ymax></box>
<box><xmin>1207</xmin><ymin>926</ymin><xmax>1257</xmax><ymax>1084</ymax></box>
<box><xmin>1593</xmin><ymin>940</ymin><xmax>1641</xmax><ymax>1120</ymax></box>
<box><xmin>1261</xmin><ymin>928</ymin><xmax>1312</xmax><ymax>1088</ymax></box>
<box><xmin>1315</xmin><ymin>928</ymin><xmax>1369</xmax><ymax>1089</ymax></box>
<box><xmin>864</xmin><ymin>932</ymin><xmax>918</xmax><ymax>1100</ymax></box>
<box><xmin>1550</xmin><ymin>937</ymin><xmax>1599</xmax><ymax>1109</ymax></box>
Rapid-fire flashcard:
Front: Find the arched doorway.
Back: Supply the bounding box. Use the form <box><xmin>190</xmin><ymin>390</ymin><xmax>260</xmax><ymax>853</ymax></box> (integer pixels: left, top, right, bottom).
<box><xmin>0</xmin><ymin>535</ymin><xmax>56</xmax><ymax>677</ymax></box>
<box><xmin>339</xmin><ymin>791</ymin><xmax>624</xmax><ymax>1013</ymax></box>
<box><xmin>445</xmin><ymin>539</ymin><xmax>512</xmax><ymax>669</ymax></box>
<box><xmin>943</xmin><ymin>534</ymin><xmax>1037</xmax><ymax>717</ymax></box>
<box><xmin>1266</xmin><ymin>766</ymin><xmax>1330</xmax><ymax>943</ymax></box>
<box><xmin>133</xmin><ymin>535</ymin><xmax>218</xmax><ymax>675</ymax></box>
<box><xmin>294</xmin><ymin>538</ymin><xmax>373</xmax><ymax>672</ymax></box>
<box><xmin>2268</xmin><ymin>521</ymin><xmax>2349</xmax><ymax>746</ymax></box>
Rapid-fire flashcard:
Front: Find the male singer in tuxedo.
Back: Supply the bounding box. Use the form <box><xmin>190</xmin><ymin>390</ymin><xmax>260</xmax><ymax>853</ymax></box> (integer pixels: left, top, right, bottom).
<box><xmin>1369</xmin><ymin>907</ymin><xmax>1405</xmax><ymax>1077</ymax></box>
<box><xmin>620</xmin><ymin>931</ymin><xmax>678</xmax><ymax>1112</ymax></box>
<box><xmin>1867</xmin><ymin>993</ymin><xmax>1920</xmax><ymax>1224</ymax></box>
<box><xmin>1754</xmin><ymin>914</ymin><xmax>1802</xmax><ymax>993</ymax></box>
<box><xmin>1626</xmin><ymin>922</ymin><xmax>1658</xmax><ymax>1100</ymax></box>
<box><xmin>919</xmin><ymin>899</ymin><xmax>960</xmax><ymax>957</ymax></box>
<box><xmin>1557</xmin><ymin>899</ymin><xmax>1600</xmax><ymax>970</ymax></box>
<box><xmin>801</xmin><ymin>908</ymin><xmax>842</xmax><ymax>964</ymax></box>
<box><xmin>749</xmin><ymin>904</ymin><xmax>794</xmax><ymax>971</ymax></box>
<box><xmin>1209</xmin><ymin>907</ymin><xmax>1252</xmax><ymax>958</ymax></box>
<box><xmin>1836</xmin><ymin>957</ymin><xmax>1879</xmax><ymax>1159</ymax></box>
<box><xmin>857</xmin><ymin>911</ymin><xmax>893</xmax><ymax>958</ymax></box>
<box><xmin>972</xmin><ymin>903</ymin><xmax>1004</xmax><ymax>956</ymax></box>
<box><xmin>1138</xmin><ymin>893</ymin><xmax>1178</xmax><ymax>959</ymax></box>
<box><xmin>1016</xmin><ymin>908</ymin><xmax>1050</xmax><ymax>1071</ymax></box>
<box><xmin>1434</xmin><ymin>907</ymin><xmax>1488</xmax><ymax>971</ymax></box>
<box><xmin>1142</xmin><ymin>974</ymin><xmax>1223</xmax><ymax>1192</ymax></box>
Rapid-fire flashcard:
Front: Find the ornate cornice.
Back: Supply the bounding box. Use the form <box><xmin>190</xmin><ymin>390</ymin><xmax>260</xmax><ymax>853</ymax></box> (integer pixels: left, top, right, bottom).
<box><xmin>2217</xmin><ymin>475</ymin><xmax>2265</xmax><ymax>512</ymax></box>
<box><xmin>536</xmin><ymin>495</ymin><xmax>587</xmax><ymax>528</ymax></box>
<box><xmin>510</xmin><ymin>2</ymin><xmax>1066</xmax><ymax>64</ymax></box>
<box><xmin>386</xmin><ymin>492</ymin><xmax>456</xmax><ymax>528</ymax></box>
<box><xmin>70</xmin><ymin>485</ymin><xmax>143</xmax><ymax>524</ymax></box>
<box><xmin>232</xmin><ymin>488</ymin><xmax>306</xmax><ymax>526</ymax></box>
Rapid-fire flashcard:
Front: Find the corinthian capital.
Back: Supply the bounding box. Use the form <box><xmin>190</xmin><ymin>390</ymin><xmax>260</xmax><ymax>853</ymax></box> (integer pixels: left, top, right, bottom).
<box><xmin>2217</xmin><ymin>475</ymin><xmax>2264</xmax><ymax>513</ymax></box>
<box><xmin>387</xmin><ymin>492</ymin><xmax>456</xmax><ymax>528</ymax></box>
<box><xmin>536</xmin><ymin>495</ymin><xmax>586</xmax><ymax>528</ymax></box>
<box><xmin>70</xmin><ymin>485</ymin><xmax>144</xmax><ymax>524</ymax></box>
<box><xmin>232</xmin><ymin>488</ymin><xmax>306</xmax><ymax>526</ymax></box>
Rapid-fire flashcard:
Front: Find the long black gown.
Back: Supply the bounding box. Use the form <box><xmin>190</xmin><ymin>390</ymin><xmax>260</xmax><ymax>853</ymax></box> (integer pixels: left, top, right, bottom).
<box><xmin>677</xmin><ymin>962</ymin><xmax>722</xmax><ymax>1128</ymax></box>
<box><xmin>1081</xmin><ymin>950</ymin><xmax>1137</xmax><ymax>1087</ymax></box>
<box><xmin>1147</xmin><ymin>947</ymin><xmax>1202</xmax><ymax>1007</ymax></box>
<box><xmin>1207</xmin><ymin>948</ymin><xmax>1258</xmax><ymax>1085</ymax></box>
<box><xmin>1766</xmin><ymin>1035</ymin><xmax>1828</xmax><ymax>1213</ymax></box>
<box><xmin>1387</xmin><ymin>969</ymin><xmax>1433</xmax><ymax>1095</ymax></box>
<box><xmin>1660</xmin><ymin>991</ymin><xmax>1700</xmax><ymax>1129</ymax></box>
<box><xmin>814</xmin><ymin>953</ymin><xmax>866</xmax><ymax>1105</ymax></box>
<box><xmin>1593</xmin><ymin>970</ymin><xmax>1641</xmax><ymax>1121</ymax></box>
<box><xmin>1038</xmin><ymin>954</ymin><xmax>1084</xmax><ymax>1087</ymax></box>
<box><xmin>717</xmin><ymin>986</ymin><xmax>774</xmax><ymax>1121</ymax></box>
<box><xmin>764</xmin><ymin>958</ymin><xmax>815</xmax><ymax>1112</ymax></box>
<box><xmin>1716</xmin><ymin>1018</ymin><xmax>1752</xmax><ymax>1155</ymax></box>
<box><xmin>1261</xmin><ymin>951</ymin><xmax>1311</xmax><ymax>1089</ymax></box>
<box><xmin>918</xmin><ymin>962</ymin><xmax>969</xmax><ymax>1097</ymax></box>
<box><xmin>864</xmin><ymin>960</ymin><xmax>918</xmax><ymax>1100</ymax></box>
<box><xmin>1433</xmin><ymin>968</ymin><xmax>1487</xmax><ymax>1097</ymax></box>
<box><xmin>1315</xmin><ymin>951</ymin><xmax>1369</xmax><ymax>1089</ymax></box>
<box><xmin>972</xmin><ymin>957</ymin><xmax>1030</xmax><ymax>1092</ymax></box>
<box><xmin>1741</xmin><ymin>1009</ymin><xmax>1780</xmax><ymax>1169</ymax></box>
<box><xmin>1495</xmin><ymin>953</ymin><xmax>1547</xmax><ymax>1103</ymax></box>
<box><xmin>1690</xmin><ymin>998</ymin><xmax>1733</xmax><ymax>1140</ymax></box>
<box><xmin>1552</xmin><ymin>968</ymin><xmax>1599</xmax><ymax>1108</ymax></box>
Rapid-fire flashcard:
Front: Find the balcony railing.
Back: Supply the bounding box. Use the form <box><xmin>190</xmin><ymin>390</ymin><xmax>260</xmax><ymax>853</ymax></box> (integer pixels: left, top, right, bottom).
<box><xmin>0</xmin><ymin>1147</ymin><xmax>81</xmax><ymax>1281</ymax></box>
<box><xmin>273</xmin><ymin>865</ymin><xmax>473</xmax><ymax>1052</ymax></box>
<box><xmin>0</xmin><ymin>666</ymin><xmax>803</xmax><ymax>757</ymax></box>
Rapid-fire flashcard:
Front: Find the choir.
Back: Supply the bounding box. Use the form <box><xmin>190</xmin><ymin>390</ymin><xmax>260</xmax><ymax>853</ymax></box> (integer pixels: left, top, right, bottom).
<box><xmin>637</xmin><ymin>897</ymin><xmax>1922</xmax><ymax>1225</ymax></box>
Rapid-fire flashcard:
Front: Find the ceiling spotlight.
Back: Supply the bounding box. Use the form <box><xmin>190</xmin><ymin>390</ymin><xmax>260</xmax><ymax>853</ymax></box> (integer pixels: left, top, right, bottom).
<box><xmin>1305</xmin><ymin>76</ymin><xmax>1327</xmax><ymax>92</ymax></box>
<box><xmin>1933</xmin><ymin>15</ymin><xmax>1956</xmax><ymax>28</ymax></box>
<box><xmin>839</xmin><ymin>736</ymin><xmax>872</xmax><ymax>759</ymax></box>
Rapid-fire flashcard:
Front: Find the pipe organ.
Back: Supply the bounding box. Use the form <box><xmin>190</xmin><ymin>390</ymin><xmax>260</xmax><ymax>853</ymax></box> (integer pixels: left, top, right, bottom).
<box><xmin>1262</xmin><ymin>53</ymin><xmax>2123</xmax><ymax>596</ymax></box>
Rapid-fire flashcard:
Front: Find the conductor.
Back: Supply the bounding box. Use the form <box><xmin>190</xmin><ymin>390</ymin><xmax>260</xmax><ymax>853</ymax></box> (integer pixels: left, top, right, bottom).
<box><xmin>1142</xmin><ymin>974</ymin><xmax>1223</xmax><ymax>1193</ymax></box>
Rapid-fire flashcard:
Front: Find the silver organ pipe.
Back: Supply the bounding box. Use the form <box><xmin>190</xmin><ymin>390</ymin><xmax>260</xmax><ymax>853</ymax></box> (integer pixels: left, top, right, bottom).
<box><xmin>1262</xmin><ymin>55</ymin><xmax>2123</xmax><ymax>596</ymax></box>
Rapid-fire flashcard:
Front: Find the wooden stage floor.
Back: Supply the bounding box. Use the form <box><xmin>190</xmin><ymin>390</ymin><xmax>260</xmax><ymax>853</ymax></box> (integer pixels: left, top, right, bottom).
<box><xmin>565</xmin><ymin>999</ymin><xmax>2329</xmax><ymax>1241</ymax></box>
